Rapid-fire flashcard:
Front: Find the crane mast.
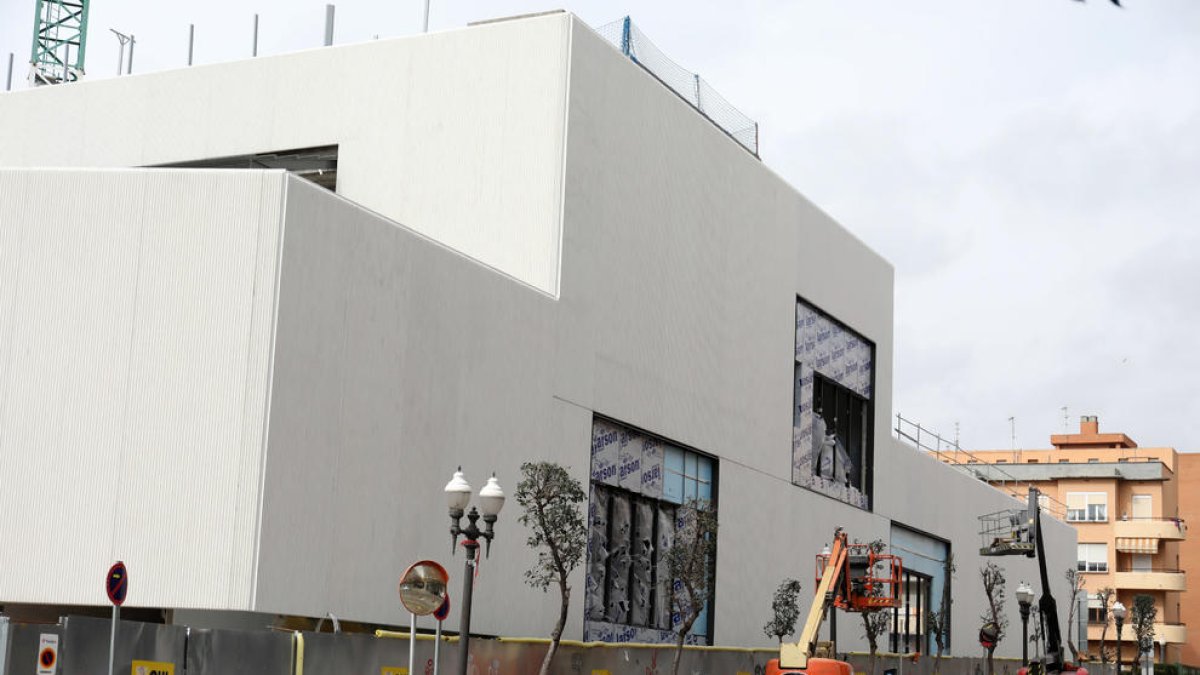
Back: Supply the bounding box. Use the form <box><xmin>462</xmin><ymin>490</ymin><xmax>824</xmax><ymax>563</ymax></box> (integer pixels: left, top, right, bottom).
<box><xmin>30</xmin><ymin>0</ymin><xmax>90</xmax><ymax>85</ymax></box>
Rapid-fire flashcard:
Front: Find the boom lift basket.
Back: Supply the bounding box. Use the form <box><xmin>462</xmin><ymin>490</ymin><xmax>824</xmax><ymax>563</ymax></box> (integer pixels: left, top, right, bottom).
<box><xmin>979</xmin><ymin>507</ymin><xmax>1035</xmax><ymax>557</ymax></box>
<box><xmin>815</xmin><ymin>543</ymin><xmax>902</xmax><ymax>611</ymax></box>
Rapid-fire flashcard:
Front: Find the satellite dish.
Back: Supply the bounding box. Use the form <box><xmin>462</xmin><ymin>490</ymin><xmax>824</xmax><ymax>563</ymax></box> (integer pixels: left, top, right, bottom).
<box><xmin>398</xmin><ymin>560</ymin><xmax>450</xmax><ymax>616</ymax></box>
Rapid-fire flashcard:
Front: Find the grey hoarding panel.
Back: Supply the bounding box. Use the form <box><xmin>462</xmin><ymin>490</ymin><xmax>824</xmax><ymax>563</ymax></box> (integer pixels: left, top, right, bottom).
<box><xmin>60</xmin><ymin>616</ymin><xmax>185</xmax><ymax>675</ymax></box>
<box><xmin>5</xmin><ymin>622</ymin><xmax>64</xmax><ymax>675</ymax></box>
<box><xmin>186</xmin><ymin>627</ymin><xmax>293</xmax><ymax>675</ymax></box>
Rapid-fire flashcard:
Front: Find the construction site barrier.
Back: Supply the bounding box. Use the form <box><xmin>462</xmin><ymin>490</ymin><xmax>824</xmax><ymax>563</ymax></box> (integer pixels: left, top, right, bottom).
<box><xmin>0</xmin><ymin>615</ymin><xmax>1127</xmax><ymax>675</ymax></box>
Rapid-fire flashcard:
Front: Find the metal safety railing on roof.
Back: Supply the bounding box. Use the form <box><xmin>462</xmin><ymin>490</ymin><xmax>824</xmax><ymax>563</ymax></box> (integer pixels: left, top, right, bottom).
<box><xmin>595</xmin><ymin>17</ymin><xmax>760</xmax><ymax>157</ymax></box>
<box><xmin>894</xmin><ymin>413</ymin><xmax>1072</xmax><ymax>521</ymax></box>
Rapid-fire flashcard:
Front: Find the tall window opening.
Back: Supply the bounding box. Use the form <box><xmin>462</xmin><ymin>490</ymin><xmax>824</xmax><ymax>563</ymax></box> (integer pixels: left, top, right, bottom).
<box><xmin>585</xmin><ymin>418</ymin><xmax>717</xmax><ymax>644</ymax></box>
<box><xmin>793</xmin><ymin>298</ymin><xmax>874</xmax><ymax>509</ymax></box>
<box><xmin>890</xmin><ymin>569</ymin><xmax>932</xmax><ymax>654</ymax></box>
<box><xmin>890</xmin><ymin>525</ymin><xmax>950</xmax><ymax>653</ymax></box>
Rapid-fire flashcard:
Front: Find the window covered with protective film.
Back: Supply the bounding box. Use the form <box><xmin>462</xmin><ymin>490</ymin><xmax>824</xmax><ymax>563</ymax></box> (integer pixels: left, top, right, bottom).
<box><xmin>793</xmin><ymin>298</ymin><xmax>874</xmax><ymax>509</ymax></box>
<box><xmin>584</xmin><ymin>418</ymin><xmax>716</xmax><ymax>644</ymax></box>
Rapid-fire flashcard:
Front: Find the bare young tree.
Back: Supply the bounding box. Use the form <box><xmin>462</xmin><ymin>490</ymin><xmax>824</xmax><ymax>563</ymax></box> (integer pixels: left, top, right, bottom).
<box><xmin>1095</xmin><ymin>587</ymin><xmax>1115</xmax><ymax>663</ymax></box>
<box><xmin>858</xmin><ymin>540</ymin><xmax>890</xmax><ymax>675</ymax></box>
<box><xmin>927</xmin><ymin>553</ymin><xmax>956</xmax><ymax>675</ymax></box>
<box><xmin>666</xmin><ymin>499</ymin><xmax>718</xmax><ymax>675</ymax></box>
<box><xmin>1064</xmin><ymin>569</ymin><xmax>1086</xmax><ymax>662</ymax></box>
<box><xmin>1030</xmin><ymin>605</ymin><xmax>1045</xmax><ymax>660</ymax></box>
<box><xmin>1130</xmin><ymin>595</ymin><xmax>1157</xmax><ymax>674</ymax></box>
<box><xmin>764</xmin><ymin>578</ymin><xmax>803</xmax><ymax>644</ymax></box>
<box><xmin>980</xmin><ymin>562</ymin><xmax>1009</xmax><ymax>675</ymax></box>
<box><xmin>515</xmin><ymin>461</ymin><xmax>588</xmax><ymax>675</ymax></box>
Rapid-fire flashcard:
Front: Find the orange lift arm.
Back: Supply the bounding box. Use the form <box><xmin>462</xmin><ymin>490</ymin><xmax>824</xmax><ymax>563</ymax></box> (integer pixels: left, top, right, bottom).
<box><xmin>779</xmin><ymin>531</ymin><xmax>849</xmax><ymax>670</ymax></box>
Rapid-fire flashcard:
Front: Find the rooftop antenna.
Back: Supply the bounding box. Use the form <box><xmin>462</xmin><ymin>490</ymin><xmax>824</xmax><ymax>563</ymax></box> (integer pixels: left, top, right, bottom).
<box><xmin>6</xmin><ymin>53</ymin><xmax>13</xmax><ymax>91</ymax></box>
<box><xmin>187</xmin><ymin>24</ymin><xmax>194</xmax><ymax>66</ymax></box>
<box><xmin>252</xmin><ymin>14</ymin><xmax>259</xmax><ymax>57</ymax></box>
<box><xmin>423</xmin><ymin>0</ymin><xmax>431</xmax><ymax>32</ymax></box>
<box><xmin>324</xmin><ymin>5</ymin><xmax>335</xmax><ymax>46</ymax></box>
<box><xmin>1009</xmin><ymin>416</ymin><xmax>1016</xmax><ymax>458</ymax></box>
<box><xmin>1061</xmin><ymin>406</ymin><xmax>1069</xmax><ymax>433</ymax></box>
<box><xmin>30</xmin><ymin>0</ymin><xmax>90</xmax><ymax>85</ymax></box>
<box><xmin>109</xmin><ymin>29</ymin><xmax>130</xmax><ymax>77</ymax></box>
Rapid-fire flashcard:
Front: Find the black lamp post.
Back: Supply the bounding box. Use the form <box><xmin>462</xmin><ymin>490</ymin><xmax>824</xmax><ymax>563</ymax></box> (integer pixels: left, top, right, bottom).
<box><xmin>445</xmin><ymin>468</ymin><xmax>505</xmax><ymax>675</ymax></box>
<box><xmin>1113</xmin><ymin>601</ymin><xmax>1127</xmax><ymax>675</ymax></box>
<box><xmin>1016</xmin><ymin>582</ymin><xmax>1034</xmax><ymax>666</ymax></box>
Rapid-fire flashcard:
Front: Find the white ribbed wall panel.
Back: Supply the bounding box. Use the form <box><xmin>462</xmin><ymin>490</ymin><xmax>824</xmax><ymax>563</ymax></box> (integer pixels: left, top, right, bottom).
<box><xmin>0</xmin><ymin>13</ymin><xmax>570</xmax><ymax>296</ymax></box>
<box><xmin>0</xmin><ymin>169</ymin><xmax>283</xmax><ymax>609</ymax></box>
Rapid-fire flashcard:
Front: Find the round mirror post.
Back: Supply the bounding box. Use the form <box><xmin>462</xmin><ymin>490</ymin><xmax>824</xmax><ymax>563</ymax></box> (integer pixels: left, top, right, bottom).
<box><xmin>409</xmin><ymin>611</ymin><xmax>417</xmax><ymax>675</ymax></box>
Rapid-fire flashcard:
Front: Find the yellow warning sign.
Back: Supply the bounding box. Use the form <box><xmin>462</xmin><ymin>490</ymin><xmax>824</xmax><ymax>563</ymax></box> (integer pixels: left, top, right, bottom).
<box><xmin>381</xmin><ymin>668</ymin><xmax>408</xmax><ymax>675</ymax></box>
<box><xmin>131</xmin><ymin>661</ymin><xmax>175</xmax><ymax>675</ymax></box>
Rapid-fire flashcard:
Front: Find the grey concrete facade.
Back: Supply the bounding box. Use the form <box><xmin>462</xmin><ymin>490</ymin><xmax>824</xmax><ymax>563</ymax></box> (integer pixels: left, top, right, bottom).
<box><xmin>0</xmin><ymin>12</ymin><xmax>1075</xmax><ymax>655</ymax></box>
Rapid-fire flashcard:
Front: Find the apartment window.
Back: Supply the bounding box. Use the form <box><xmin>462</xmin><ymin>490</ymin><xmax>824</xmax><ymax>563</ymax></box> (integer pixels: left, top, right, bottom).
<box><xmin>1066</xmin><ymin>492</ymin><xmax>1107</xmax><ymax>522</ymax></box>
<box><xmin>1077</xmin><ymin>543</ymin><xmax>1109</xmax><ymax>573</ymax></box>
<box><xmin>1131</xmin><ymin>495</ymin><xmax>1152</xmax><ymax>519</ymax></box>
<box><xmin>586</xmin><ymin>418</ymin><xmax>717</xmax><ymax>644</ymax></box>
<box><xmin>1087</xmin><ymin>594</ymin><xmax>1107</xmax><ymax>623</ymax></box>
<box><xmin>1058</xmin><ymin>459</ymin><xmax>1070</xmax><ymax>464</ymax></box>
<box><xmin>1088</xmin><ymin>458</ymin><xmax>1100</xmax><ymax>464</ymax></box>
<box><xmin>1027</xmin><ymin>459</ymin><xmax>1039</xmax><ymax>464</ymax></box>
<box><xmin>997</xmin><ymin>459</ymin><xmax>1008</xmax><ymax>464</ymax></box>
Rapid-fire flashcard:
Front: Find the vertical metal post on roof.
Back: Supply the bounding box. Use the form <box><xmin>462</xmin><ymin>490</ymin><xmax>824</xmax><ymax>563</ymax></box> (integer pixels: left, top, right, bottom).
<box><xmin>693</xmin><ymin>73</ymin><xmax>702</xmax><ymax>109</ymax></box>
<box><xmin>423</xmin><ymin>0</ymin><xmax>431</xmax><ymax>33</ymax></box>
<box><xmin>620</xmin><ymin>16</ymin><xmax>631</xmax><ymax>57</ymax></box>
<box><xmin>110</xmin><ymin>29</ymin><xmax>130</xmax><ymax>76</ymax></box>
<box><xmin>252</xmin><ymin>14</ymin><xmax>259</xmax><ymax>57</ymax></box>
<box><xmin>126</xmin><ymin>35</ymin><xmax>134</xmax><ymax>74</ymax></box>
<box><xmin>5</xmin><ymin>53</ymin><xmax>12</xmax><ymax>91</ymax></box>
<box><xmin>324</xmin><ymin>5</ymin><xmax>335</xmax><ymax>46</ymax></box>
<box><xmin>187</xmin><ymin>24</ymin><xmax>194</xmax><ymax>65</ymax></box>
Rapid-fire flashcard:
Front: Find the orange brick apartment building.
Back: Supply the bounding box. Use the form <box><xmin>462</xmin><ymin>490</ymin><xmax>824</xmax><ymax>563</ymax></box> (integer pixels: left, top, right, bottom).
<box><xmin>965</xmin><ymin>417</ymin><xmax>1192</xmax><ymax>665</ymax></box>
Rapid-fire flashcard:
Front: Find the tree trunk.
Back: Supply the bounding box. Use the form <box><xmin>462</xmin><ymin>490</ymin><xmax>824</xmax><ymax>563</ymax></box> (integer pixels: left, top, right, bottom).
<box><xmin>672</xmin><ymin>614</ymin><xmax>697</xmax><ymax>675</ymax></box>
<box><xmin>672</xmin><ymin>628</ymin><xmax>687</xmax><ymax>675</ymax></box>
<box><xmin>1100</xmin><ymin>624</ymin><xmax>1109</xmax><ymax>664</ymax></box>
<box><xmin>537</xmin><ymin>581</ymin><xmax>571</xmax><ymax>675</ymax></box>
<box><xmin>987</xmin><ymin>646</ymin><xmax>996</xmax><ymax>675</ymax></box>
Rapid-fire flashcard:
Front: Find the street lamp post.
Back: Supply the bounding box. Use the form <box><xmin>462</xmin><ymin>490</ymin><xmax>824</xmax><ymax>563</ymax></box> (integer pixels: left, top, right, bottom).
<box><xmin>1016</xmin><ymin>582</ymin><xmax>1034</xmax><ymax>666</ymax></box>
<box><xmin>1113</xmin><ymin>601</ymin><xmax>1127</xmax><ymax>675</ymax></box>
<box><xmin>445</xmin><ymin>468</ymin><xmax>505</xmax><ymax>675</ymax></box>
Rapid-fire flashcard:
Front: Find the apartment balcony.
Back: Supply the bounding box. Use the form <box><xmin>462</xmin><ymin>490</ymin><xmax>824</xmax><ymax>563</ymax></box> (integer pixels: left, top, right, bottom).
<box><xmin>1086</xmin><ymin>622</ymin><xmax>1187</xmax><ymax>645</ymax></box>
<box><xmin>1113</xmin><ymin>517</ymin><xmax>1187</xmax><ymax>541</ymax></box>
<box><xmin>1113</xmin><ymin>567</ymin><xmax>1186</xmax><ymax>592</ymax></box>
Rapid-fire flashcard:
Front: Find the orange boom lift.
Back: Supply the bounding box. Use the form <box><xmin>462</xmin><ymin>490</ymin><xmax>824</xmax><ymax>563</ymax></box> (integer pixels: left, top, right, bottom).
<box><xmin>767</xmin><ymin>528</ymin><xmax>903</xmax><ymax>675</ymax></box>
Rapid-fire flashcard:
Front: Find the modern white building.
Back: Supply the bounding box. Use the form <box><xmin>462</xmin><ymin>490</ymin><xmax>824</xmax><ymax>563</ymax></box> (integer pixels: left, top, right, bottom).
<box><xmin>0</xmin><ymin>10</ymin><xmax>1076</xmax><ymax>655</ymax></box>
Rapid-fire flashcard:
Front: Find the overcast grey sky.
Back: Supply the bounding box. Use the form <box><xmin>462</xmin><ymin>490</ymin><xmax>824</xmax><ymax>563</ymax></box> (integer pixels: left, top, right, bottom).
<box><xmin>3</xmin><ymin>0</ymin><xmax>1198</xmax><ymax>452</ymax></box>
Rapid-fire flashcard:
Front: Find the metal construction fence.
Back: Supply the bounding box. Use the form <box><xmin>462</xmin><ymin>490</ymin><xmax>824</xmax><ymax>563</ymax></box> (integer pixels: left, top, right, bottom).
<box><xmin>0</xmin><ymin>615</ymin><xmax>1126</xmax><ymax>675</ymax></box>
<box><xmin>596</xmin><ymin>17</ymin><xmax>760</xmax><ymax>157</ymax></box>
